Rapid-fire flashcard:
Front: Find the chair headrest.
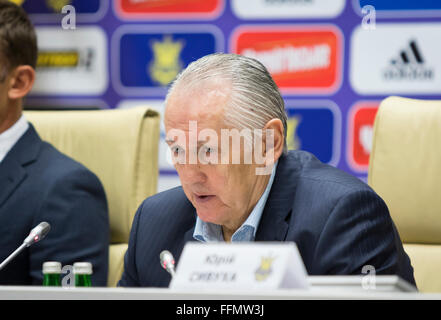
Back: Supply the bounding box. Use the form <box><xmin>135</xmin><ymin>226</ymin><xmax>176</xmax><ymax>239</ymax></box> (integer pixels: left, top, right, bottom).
<box><xmin>24</xmin><ymin>107</ymin><xmax>160</xmax><ymax>244</ymax></box>
<box><xmin>368</xmin><ymin>96</ymin><xmax>441</xmax><ymax>244</ymax></box>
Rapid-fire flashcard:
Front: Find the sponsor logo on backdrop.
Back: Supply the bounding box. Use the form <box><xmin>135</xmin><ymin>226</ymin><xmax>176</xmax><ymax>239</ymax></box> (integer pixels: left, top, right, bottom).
<box><xmin>347</xmin><ymin>102</ymin><xmax>379</xmax><ymax>172</ymax></box>
<box><xmin>383</xmin><ymin>40</ymin><xmax>434</xmax><ymax>81</ymax></box>
<box><xmin>231</xmin><ymin>26</ymin><xmax>343</xmax><ymax>94</ymax></box>
<box><xmin>112</xmin><ymin>25</ymin><xmax>223</xmax><ymax>96</ymax></box>
<box><xmin>354</xmin><ymin>0</ymin><xmax>441</xmax><ymax>17</ymax></box>
<box><xmin>114</xmin><ymin>0</ymin><xmax>224</xmax><ymax>20</ymax></box>
<box><xmin>350</xmin><ymin>24</ymin><xmax>441</xmax><ymax>95</ymax></box>
<box><xmin>30</xmin><ymin>27</ymin><xmax>108</xmax><ymax>95</ymax></box>
<box><xmin>20</xmin><ymin>0</ymin><xmax>106</xmax><ymax>22</ymax></box>
<box><xmin>284</xmin><ymin>101</ymin><xmax>341</xmax><ymax>166</ymax></box>
<box><xmin>231</xmin><ymin>0</ymin><xmax>345</xmax><ymax>19</ymax></box>
<box><xmin>37</xmin><ymin>49</ymin><xmax>93</xmax><ymax>69</ymax></box>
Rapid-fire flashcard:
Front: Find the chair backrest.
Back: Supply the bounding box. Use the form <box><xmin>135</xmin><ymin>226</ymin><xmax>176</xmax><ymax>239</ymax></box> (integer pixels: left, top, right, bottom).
<box><xmin>24</xmin><ymin>107</ymin><xmax>160</xmax><ymax>286</ymax></box>
<box><xmin>368</xmin><ymin>96</ymin><xmax>441</xmax><ymax>292</ymax></box>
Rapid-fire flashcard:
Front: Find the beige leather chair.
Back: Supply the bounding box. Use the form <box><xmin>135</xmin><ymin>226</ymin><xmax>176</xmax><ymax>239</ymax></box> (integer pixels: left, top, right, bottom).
<box><xmin>368</xmin><ymin>96</ymin><xmax>441</xmax><ymax>292</ymax></box>
<box><xmin>24</xmin><ymin>107</ymin><xmax>160</xmax><ymax>287</ymax></box>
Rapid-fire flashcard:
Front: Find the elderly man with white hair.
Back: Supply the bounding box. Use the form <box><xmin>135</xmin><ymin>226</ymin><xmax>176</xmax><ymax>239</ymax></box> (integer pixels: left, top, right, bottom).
<box><xmin>118</xmin><ymin>53</ymin><xmax>415</xmax><ymax>288</ymax></box>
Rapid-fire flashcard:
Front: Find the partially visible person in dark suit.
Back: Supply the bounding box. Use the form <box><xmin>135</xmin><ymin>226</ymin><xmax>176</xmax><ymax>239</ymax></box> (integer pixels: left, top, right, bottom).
<box><xmin>0</xmin><ymin>0</ymin><xmax>109</xmax><ymax>286</ymax></box>
<box><xmin>119</xmin><ymin>53</ymin><xmax>415</xmax><ymax>288</ymax></box>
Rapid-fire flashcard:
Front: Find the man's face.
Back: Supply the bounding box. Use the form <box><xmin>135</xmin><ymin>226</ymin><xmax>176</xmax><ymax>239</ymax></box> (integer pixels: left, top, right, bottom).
<box><xmin>164</xmin><ymin>83</ymin><xmax>270</xmax><ymax>230</ymax></box>
<box><xmin>0</xmin><ymin>60</ymin><xmax>36</xmax><ymax>133</ymax></box>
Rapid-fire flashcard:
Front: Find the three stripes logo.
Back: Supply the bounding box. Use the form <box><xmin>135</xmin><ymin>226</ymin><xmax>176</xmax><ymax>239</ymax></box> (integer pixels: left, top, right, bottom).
<box><xmin>383</xmin><ymin>40</ymin><xmax>434</xmax><ymax>80</ymax></box>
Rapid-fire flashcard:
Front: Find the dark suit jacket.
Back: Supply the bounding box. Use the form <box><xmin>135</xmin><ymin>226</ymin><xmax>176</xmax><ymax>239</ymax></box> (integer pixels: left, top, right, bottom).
<box><xmin>119</xmin><ymin>150</ymin><xmax>415</xmax><ymax>287</ymax></box>
<box><xmin>0</xmin><ymin>124</ymin><xmax>109</xmax><ymax>286</ymax></box>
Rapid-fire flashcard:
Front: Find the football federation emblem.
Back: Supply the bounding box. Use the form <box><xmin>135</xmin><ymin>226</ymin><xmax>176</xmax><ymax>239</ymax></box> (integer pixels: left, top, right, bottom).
<box><xmin>286</xmin><ymin>116</ymin><xmax>302</xmax><ymax>150</ymax></box>
<box><xmin>255</xmin><ymin>255</ymin><xmax>275</xmax><ymax>282</ymax></box>
<box><xmin>9</xmin><ymin>0</ymin><xmax>25</xmax><ymax>5</ymax></box>
<box><xmin>149</xmin><ymin>35</ymin><xmax>185</xmax><ymax>86</ymax></box>
<box><xmin>46</xmin><ymin>0</ymin><xmax>71</xmax><ymax>12</ymax></box>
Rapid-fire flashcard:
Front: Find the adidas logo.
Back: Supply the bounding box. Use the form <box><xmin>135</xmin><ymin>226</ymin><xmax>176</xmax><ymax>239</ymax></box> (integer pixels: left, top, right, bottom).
<box><xmin>383</xmin><ymin>40</ymin><xmax>434</xmax><ymax>80</ymax></box>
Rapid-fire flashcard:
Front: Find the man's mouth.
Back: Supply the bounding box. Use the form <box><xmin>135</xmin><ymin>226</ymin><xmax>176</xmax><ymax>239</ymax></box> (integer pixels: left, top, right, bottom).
<box><xmin>194</xmin><ymin>194</ymin><xmax>216</xmax><ymax>204</ymax></box>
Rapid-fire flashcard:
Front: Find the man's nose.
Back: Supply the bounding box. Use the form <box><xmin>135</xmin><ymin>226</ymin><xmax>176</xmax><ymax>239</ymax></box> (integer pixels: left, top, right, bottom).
<box><xmin>178</xmin><ymin>163</ymin><xmax>207</xmax><ymax>185</ymax></box>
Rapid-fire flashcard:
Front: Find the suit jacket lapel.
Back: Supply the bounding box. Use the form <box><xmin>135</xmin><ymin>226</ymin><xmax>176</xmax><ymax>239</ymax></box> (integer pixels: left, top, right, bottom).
<box><xmin>0</xmin><ymin>124</ymin><xmax>42</xmax><ymax>209</ymax></box>
<box><xmin>0</xmin><ymin>161</ymin><xmax>27</xmax><ymax>209</ymax></box>
<box><xmin>255</xmin><ymin>153</ymin><xmax>299</xmax><ymax>242</ymax></box>
<box><xmin>182</xmin><ymin>205</ymin><xmax>198</xmax><ymax>246</ymax></box>
<box><xmin>171</xmin><ymin>211</ymin><xmax>196</xmax><ymax>268</ymax></box>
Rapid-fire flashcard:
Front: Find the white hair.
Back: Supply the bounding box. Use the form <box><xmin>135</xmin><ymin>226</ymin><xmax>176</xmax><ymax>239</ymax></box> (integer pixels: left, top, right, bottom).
<box><xmin>165</xmin><ymin>53</ymin><xmax>288</xmax><ymax>152</ymax></box>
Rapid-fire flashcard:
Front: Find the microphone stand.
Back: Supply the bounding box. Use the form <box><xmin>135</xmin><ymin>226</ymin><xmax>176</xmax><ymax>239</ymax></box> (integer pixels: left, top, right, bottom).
<box><xmin>0</xmin><ymin>222</ymin><xmax>51</xmax><ymax>271</ymax></box>
<box><xmin>0</xmin><ymin>243</ymin><xmax>27</xmax><ymax>271</ymax></box>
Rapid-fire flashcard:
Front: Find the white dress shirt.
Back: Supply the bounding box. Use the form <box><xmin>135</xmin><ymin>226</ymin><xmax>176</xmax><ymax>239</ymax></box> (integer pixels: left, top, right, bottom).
<box><xmin>0</xmin><ymin>115</ymin><xmax>29</xmax><ymax>163</ymax></box>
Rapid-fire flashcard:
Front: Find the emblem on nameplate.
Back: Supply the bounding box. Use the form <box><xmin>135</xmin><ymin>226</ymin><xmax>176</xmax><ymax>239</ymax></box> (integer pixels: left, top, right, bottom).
<box><xmin>254</xmin><ymin>255</ymin><xmax>275</xmax><ymax>282</ymax></box>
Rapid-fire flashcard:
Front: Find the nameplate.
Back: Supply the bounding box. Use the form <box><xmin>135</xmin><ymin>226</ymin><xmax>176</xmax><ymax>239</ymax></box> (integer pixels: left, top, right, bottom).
<box><xmin>170</xmin><ymin>242</ymin><xmax>309</xmax><ymax>290</ymax></box>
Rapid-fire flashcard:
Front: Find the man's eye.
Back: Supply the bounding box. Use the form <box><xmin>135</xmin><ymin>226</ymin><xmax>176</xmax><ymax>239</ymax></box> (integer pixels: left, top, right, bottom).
<box><xmin>171</xmin><ymin>146</ymin><xmax>184</xmax><ymax>155</ymax></box>
<box><xmin>203</xmin><ymin>146</ymin><xmax>216</xmax><ymax>155</ymax></box>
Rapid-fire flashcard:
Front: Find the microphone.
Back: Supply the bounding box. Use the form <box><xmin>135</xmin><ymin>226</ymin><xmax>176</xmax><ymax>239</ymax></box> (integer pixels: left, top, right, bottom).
<box><xmin>23</xmin><ymin>222</ymin><xmax>51</xmax><ymax>247</ymax></box>
<box><xmin>0</xmin><ymin>222</ymin><xmax>51</xmax><ymax>271</ymax></box>
<box><xmin>160</xmin><ymin>250</ymin><xmax>176</xmax><ymax>278</ymax></box>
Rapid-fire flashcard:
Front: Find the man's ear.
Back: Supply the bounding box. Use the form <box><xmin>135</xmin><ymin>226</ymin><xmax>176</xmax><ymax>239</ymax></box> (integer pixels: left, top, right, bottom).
<box><xmin>263</xmin><ymin>118</ymin><xmax>285</xmax><ymax>165</ymax></box>
<box><xmin>8</xmin><ymin>65</ymin><xmax>35</xmax><ymax>100</ymax></box>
